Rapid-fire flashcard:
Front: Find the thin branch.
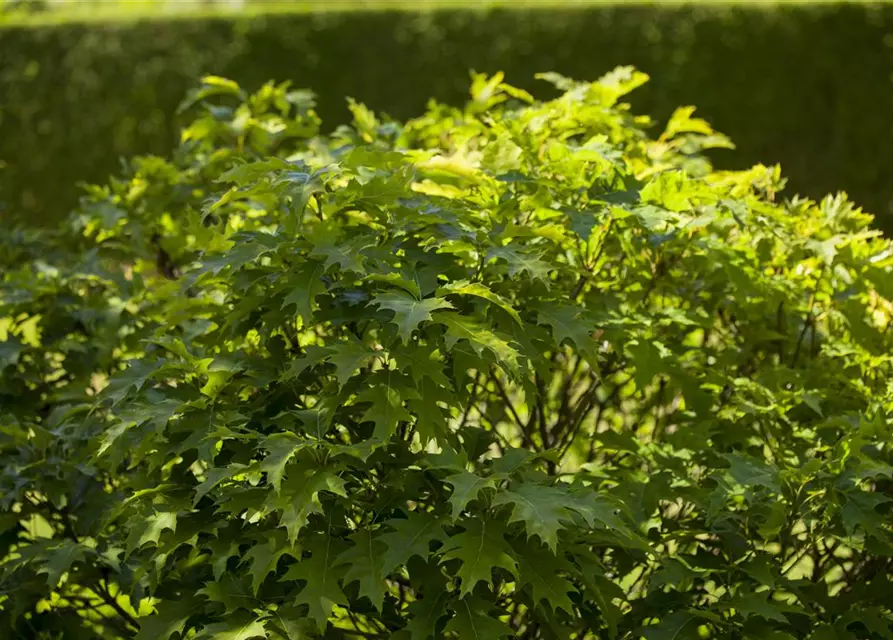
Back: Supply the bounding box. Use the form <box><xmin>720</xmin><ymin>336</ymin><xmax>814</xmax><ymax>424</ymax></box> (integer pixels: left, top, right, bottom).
<box><xmin>584</xmin><ymin>401</ymin><xmax>606</xmax><ymax>463</ymax></box>
<box><xmin>570</xmin><ymin>273</ymin><xmax>588</xmax><ymax>301</ymax></box>
<box><xmin>585</xmin><ymin>218</ymin><xmax>614</xmax><ymax>278</ymax></box>
<box><xmin>475</xmin><ymin>405</ymin><xmax>510</xmax><ymax>454</ymax></box>
<box><xmin>552</xmin><ymin>355</ymin><xmax>585</xmax><ymax>443</ymax></box>
<box><xmin>555</xmin><ymin>373</ymin><xmax>601</xmax><ymax>457</ymax></box>
<box><xmin>92</xmin><ymin>580</ymin><xmax>139</xmax><ymax>631</ymax></box>
<box><xmin>790</xmin><ymin>314</ymin><xmax>814</xmax><ymax>369</ymax></box>
<box><xmin>791</xmin><ymin>267</ymin><xmax>824</xmax><ymax>368</ymax></box>
<box><xmin>585</xmin><ymin>377</ymin><xmax>628</xmax><ymax>462</ymax></box>
<box><xmin>459</xmin><ymin>371</ymin><xmax>482</xmax><ymax>429</ymax></box>
<box><xmin>489</xmin><ymin>367</ymin><xmax>527</xmax><ymax>433</ymax></box>
<box><xmin>534</xmin><ymin>373</ymin><xmax>549</xmax><ymax>448</ymax></box>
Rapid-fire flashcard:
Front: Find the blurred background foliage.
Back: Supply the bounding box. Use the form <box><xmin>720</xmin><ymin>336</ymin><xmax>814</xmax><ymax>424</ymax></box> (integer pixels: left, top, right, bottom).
<box><xmin>0</xmin><ymin>1</ymin><xmax>892</xmax><ymax>230</ymax></box>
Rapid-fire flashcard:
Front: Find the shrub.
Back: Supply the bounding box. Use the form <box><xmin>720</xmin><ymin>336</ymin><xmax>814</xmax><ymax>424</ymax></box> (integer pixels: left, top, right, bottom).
<box><xmin>2</xmin><ymin>69</ymin><xmax>893</xmax><ymax>639</ymax></box>
<box><xmin>2</xmin><ymin>3</ymin><xmax>893</xmax><ymax>230</ymax></box>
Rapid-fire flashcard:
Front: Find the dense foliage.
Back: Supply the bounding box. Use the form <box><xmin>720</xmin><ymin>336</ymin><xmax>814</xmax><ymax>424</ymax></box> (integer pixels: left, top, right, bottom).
<box><xmin>2</xmin><ymin>3</ymin><xmax>893</xmax><ymax>229</ymax></box>
<box><xmin>2</xmin><ymin>68</ymin><xmax>893</xmax><ymax>639</ymax></box>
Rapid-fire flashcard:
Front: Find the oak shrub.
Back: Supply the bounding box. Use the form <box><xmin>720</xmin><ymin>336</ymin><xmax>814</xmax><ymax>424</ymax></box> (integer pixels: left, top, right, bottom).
<box><xmin>2</xmin><ymin>69</ymin><xmax>893</xmax><ymax>639</ymax></box>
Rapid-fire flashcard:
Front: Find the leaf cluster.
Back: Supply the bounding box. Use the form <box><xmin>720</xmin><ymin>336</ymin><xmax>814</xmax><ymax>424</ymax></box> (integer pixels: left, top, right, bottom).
<box><xmin>2</xmin><ymin>69</ymin><xmax>893</xmax><ymax>639</ymax></box>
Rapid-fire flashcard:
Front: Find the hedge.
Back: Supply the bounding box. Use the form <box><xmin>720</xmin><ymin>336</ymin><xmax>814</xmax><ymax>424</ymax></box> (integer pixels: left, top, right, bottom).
<box><xmin>1</xmin><ymin>2</ymin><xmax>893</xmax><ymax>229</ymax></box>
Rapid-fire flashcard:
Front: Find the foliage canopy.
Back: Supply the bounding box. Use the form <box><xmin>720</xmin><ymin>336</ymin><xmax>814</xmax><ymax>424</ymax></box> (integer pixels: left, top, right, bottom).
<box><xmin>2</xmin><ymin>68</ymin><xmax>893</xmax><ymax>639</ymax></box>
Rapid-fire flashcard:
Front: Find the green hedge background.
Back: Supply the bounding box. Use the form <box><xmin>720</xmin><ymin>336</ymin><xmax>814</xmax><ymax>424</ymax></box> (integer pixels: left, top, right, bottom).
<box><xmin>2</xmin><ymin>3</ymin><xmax>893</xmax><ymax>229</ymax></box>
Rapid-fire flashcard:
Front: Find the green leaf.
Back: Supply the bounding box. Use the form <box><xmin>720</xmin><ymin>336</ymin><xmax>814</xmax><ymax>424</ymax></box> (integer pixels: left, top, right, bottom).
<box><xmin>491</xmin><ymin>448</ymin><xmax>539</xmax><ymax>476</ymax></box>
<box><xmin>492</xmin><ymin>483</ymin><xmax>577</xmax><ymax>551</ymax></box>
<box><xmin>641</xmin><ymin>612</ymin><xmax>701</xmax><ymax>640</ymax></box>
<box><xmin>126</xmin><ymin>511</ymin><xmax>178</xmax><ymax>554</ymax></box>
<box><xmin>487</xmin><ymin>244</ymin><xmax>552</xmax><ymax>282</ymax></box>
<box><xmin>567</xmin><ymin>492</ymin><xmax>646</xmax><ymax>549</ymax></box>
<box><xmin>197</xmin><ymin>574</ymin><xmax>256</xmax><ymax>616</ymax></box>
<box><xmin>194</xmin><ymin>613</ymin><xmax>268</xmax><ymax>640</ymax></box>
<box><xmin>362</xmin><ymin>272</ymin><xmax>422</xmax><ymax>298</ymax></box>
<box><xmin>371</xmin><ymin>291</ymin><xmax>454</xmax><ymax>343</ymax></box>
<box><xmin>259</xmin><ymin>432</ymin><xmax>311</xmax><ymax>493</ymax></box>
<box><xmin>281</xmin><ymin>262</ymin><xmax>328</xmax><ymax>323</ymax></box>
<box><xmin>839</xmin><ymin>489</ymin><xmax>892</xmax><ymax>539</ymax></box>
<box><xmin>281</xmin><ymin>345</ymin><xmax>333</xmax><ymax>381</ymax></box>
<box><xmin>725</xmin><ymin>590</ymin><xmax>790</xmax><ymax>623</ymax></box>
<box><xmin>101</xmin><ymin>360</ymin><xmax>163</xmax><ymax>405</ymax></box>
<box><xmin>192</xmin><ymin>74</ymin><xmax>242</xmax><ymax>98</ymax></box>
<box><xmin>401</xmin><ymin>590</ymin><xmax>450</xmax><ymax>640</ymax></box>
<box><xmin>437</xmin><ymin>280</ymin><xmax>522</xmax><ymax>326</ymax></box>
<box><xmin>148</xmin><ymin>335</ymin><xmax>194</xmax><ymax>361</ymax></box>
<box><xmin>328</xmin><ymin>339</ymin><xmax>378</xmax><ymax>386</ymax></box>
<box><xmin>721</xmin><ymin>454</ymin><xmax>781</xmax><ymax>493</ymax></box>
<box><xmin>218</xmin><ymin>157</ymin><xmax>294</xmax><ymax>186</ymax></box>
<box><xmin>241</xmin><ymin>530</ymin><xmax>298</xmax><ymax>595</ymax></box>
<box><xmin>0</xmin><ymin>339</ymin><xmax>23</xmax><ymax>370</ymax></box>
<box><xmin>309</xmin><ymin>231</ymin><xmax>373</xmax><ymax>273</ymax></box>
<box><xmin>199</xmin><ymin>236</ymin><xmax>276</xmax><ymax>275</ymax></box>
<box><xmin>516</xmin><ymin>543</ymin><xmax>576</xmax><ymax>615</ymax></box>
<box><xmin>408</xmin><ymin>378</ymin><xmax>451</xmax><ymax>446</ymax></box>
<box><xmin>209</xmin><ymin>537</ymin><xmax>242</xmax><ymax>582</ymax></box>
<box><xmin>536</xmin><ymin>302</ymin><xmax>599</xmax><ymax>364</ymax></box>
<box><xmin>201</xmin><ymin>357</ymin><xmax>243</xmax><ymax>398</ymax></box>
<box><xmin>392</xmin><ymin>343</ymin><xmax>450</xmax><ymax>387</ymax></box>
<box><xmin>335</xmin><ymin>529</ymin><xmax>389</xmax><ymax>610</ymax></box>
<box><xmin>293</xmin><ymin>397</ymin><xmax>339</xmax><ymax>439</ymax></box>
<box><xmin>444</xmin><ymin>470</ymin><xmax>497</xmax><ymax>521</ymax></box>
<box><xmin>434</xmin><ymin>312</ymin><xmax>519</xmax><ymax>372</ymax></box>
<box><xmin>194</xmin><ymin>464</ymin><xmax>248</xmax><ymax>507</ymax></box>
<box><xmin>38</xmin><ymin>540</ymin><xmax>87</xmax><ymax>588</ymax></box>
<box><xmin>356</xmin><ymin>378</ymin><xmax>416</xmax><ymax>440</ymax></box>
<box><xmin>443</xmin><ymin>597</ymin><xmax>514</xmax><ymax>639</ymax></box>
<box><xmin>852</xmin><ymin>608</ymin><xmax>893</xmax><ymax>639</ymax></box>
<box><xmin>378</xmin><ymin>511</ymin><xmax>448</xmax><ymax>573</ymax></box>
<box><xmin>268</xmin><ymin>611</ymin><xmax>316</xmax><ymax>640</ymax></box>
<box><xmin>280</xmin><ymin>536</ymin><xmax>348</xmax><ymax>632</ymax></box>
<box><xmin>569</xmin><ymin>208</ymin><xmax>606</xmax><ymax>241</ymax></box>
<box><xmin>269</xmin><ymin>466</ymin><xmax>348</xmax><ymax>544</ymax></box>
<box><xmin>134</xmin><ymin>599</ymin><xmax>200</xmax><ymax>640</ymax></box>
<box><xmin>440</xmin><ymin>518</ymin><xmax>518</xmax><ymax>595</ymax></box>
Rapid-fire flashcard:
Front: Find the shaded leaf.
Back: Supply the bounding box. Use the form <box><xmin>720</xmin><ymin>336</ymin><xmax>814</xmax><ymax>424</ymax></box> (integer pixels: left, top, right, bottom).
<box><xmin>444</xmin><ymin>471</ymin><xmax>497</xmax><ymax>521</ymax></box>
<box><xmin>371</xmin><ymin>291</ymin><xmax>454</xmax><ymax>343</ymax></box>
<box><xmin>440</xmin><ymin>519</ymin><xmax>518</xmax><ymax>595</ymax></box>
<box><xmin>443</xmin><ymin>597</ymin><xmax>513</xmax><ymax>639</ymax></box>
